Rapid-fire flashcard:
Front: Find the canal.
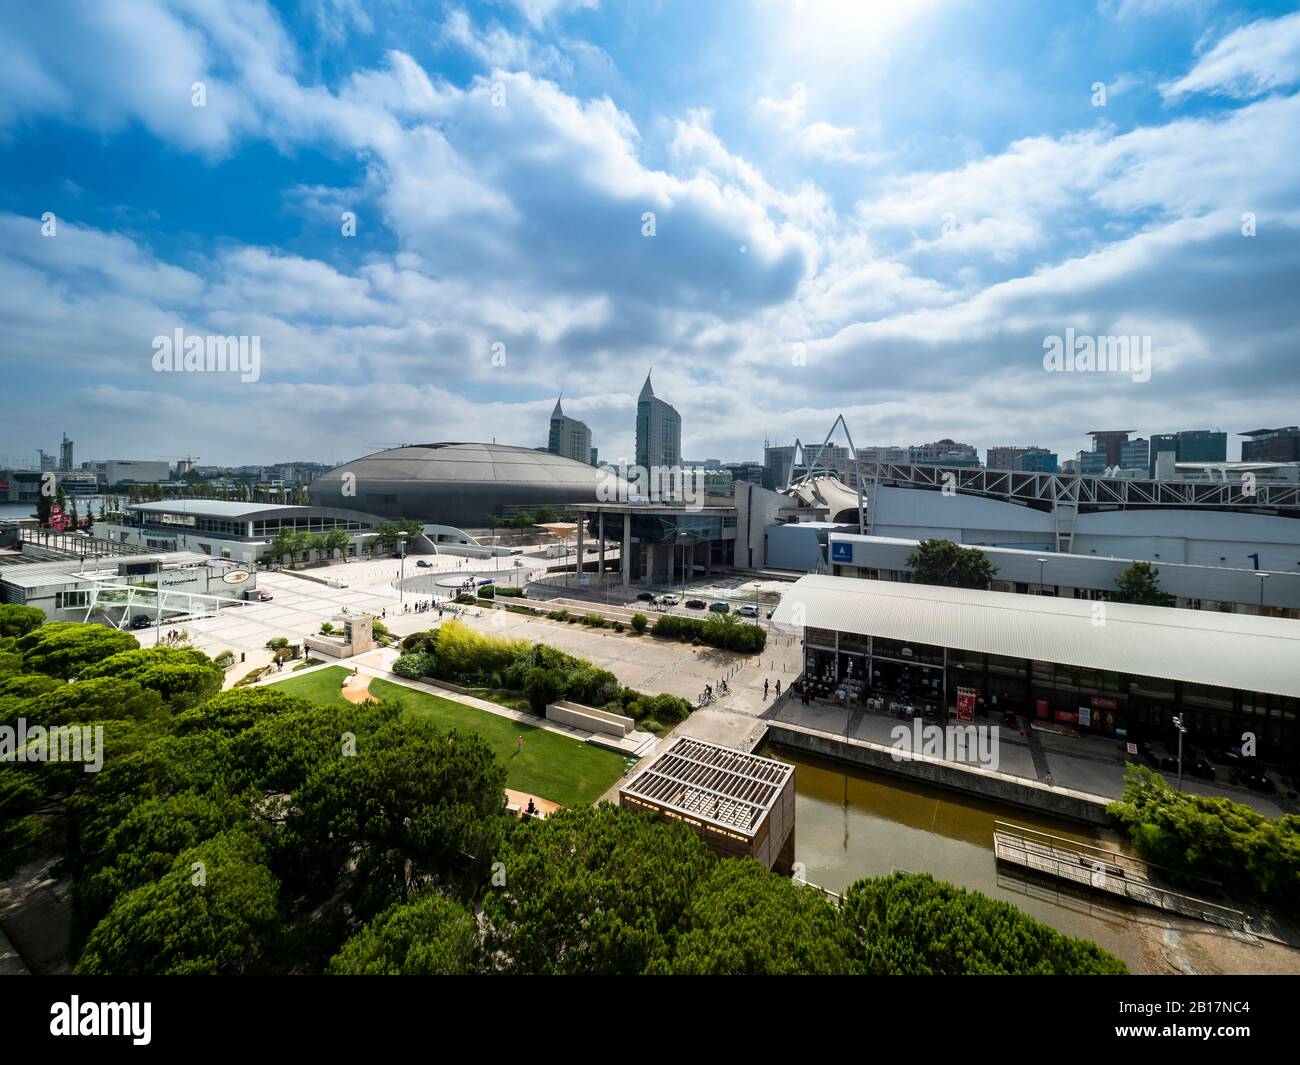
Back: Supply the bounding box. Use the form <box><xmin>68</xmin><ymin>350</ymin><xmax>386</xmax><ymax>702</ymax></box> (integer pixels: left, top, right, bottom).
<box><xmin>765</xmin><ymin>745</ymin><xmax>1149</xmax><ymax>970</ymax></box>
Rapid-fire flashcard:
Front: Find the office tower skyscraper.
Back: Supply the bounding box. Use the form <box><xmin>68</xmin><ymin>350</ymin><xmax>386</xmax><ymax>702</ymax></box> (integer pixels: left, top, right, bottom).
<box><xmin>635</xmin><ymin>371</ymin><xmax>681</xmax><ymax>470</ymax></box>
<box><xmin>547</xmin><ymin>396</ymin><xmax>594</xmax><ymax>464</ymax></box>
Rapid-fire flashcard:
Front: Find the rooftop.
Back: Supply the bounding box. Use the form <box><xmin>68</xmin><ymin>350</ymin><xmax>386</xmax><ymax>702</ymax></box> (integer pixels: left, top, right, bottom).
<box><xmin>620</xmin><ymin>736</ymin><xmax>793</xmax><ymax>836</ymax></box>
<box><xmin>772</xmin><ymin>574</ymin><xmax>1300</xmax><ymax>699</ymax></box>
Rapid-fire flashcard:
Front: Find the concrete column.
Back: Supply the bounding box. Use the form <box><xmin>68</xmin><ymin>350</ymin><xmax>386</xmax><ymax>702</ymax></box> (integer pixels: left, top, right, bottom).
<box><xmin>621</xmin><ymin>512</ymin><xmax>631</xmax><ymax>586</ymax></box>
<box><xmin>597</xmin><ymin>510</ymin><xmax>605</xmax><ymax>577</ymax></box>
<box><xmin>575</xmin><ymin>514</ymin><xmax>584</xmax><ymax>587</ymax></box>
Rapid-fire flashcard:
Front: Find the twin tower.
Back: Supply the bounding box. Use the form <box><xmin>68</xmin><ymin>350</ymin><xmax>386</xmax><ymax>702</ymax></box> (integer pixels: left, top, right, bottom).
<box><xmin>547</xmin><ymin>371</ymin><xmax>681</xmax><ymax>471</ymax></box>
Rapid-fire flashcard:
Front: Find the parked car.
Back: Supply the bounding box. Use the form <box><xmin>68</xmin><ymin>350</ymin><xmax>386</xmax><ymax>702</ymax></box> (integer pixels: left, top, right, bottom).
<box><xmin>130</xmin><ymin>615</ymin><xmax>154</xmax><ymax>629</ymax></box>
<box><xmin>1235</xmin><ymin>760</ymin><xmax>1275</xmax><ymax>792</ymax></box>
<box><xmin>708</xmin><ymin>601</ymin><xmax>730</xmax><ymax>613</ymax></box>
<box><xmin>660</xmin><ymin>594</ymin><xmax>680</xmax><ymax>605</ymax></box>
<box><xmin>736</xmin><ymin>604</ymin><xmax>758</xmax><ymax>618</ymax></box>
<box><xmin>416</xmin><ymin>559</ymin><xmax>432</xmax><ymax>568</ymax></box>
<box><xmin>636</xmin><ymin>591</ymin><xmax>655</xmax><ymax>601</ymax></box>
<box><xmin>685</xmin><ymin>598</ymin><xmax>706</xmax><ymax>609</ymax></box>
<box><xmin>253</xmin><ymin>589</ymin><xmax>273</xmax><ymax>602</ymax></box>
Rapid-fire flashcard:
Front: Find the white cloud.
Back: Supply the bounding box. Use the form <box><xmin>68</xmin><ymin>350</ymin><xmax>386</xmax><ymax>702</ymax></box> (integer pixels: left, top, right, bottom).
<box><xmin>1162</xmin><ymin>11</ymin><xmax>1300</xmax><ymax>100</ymax></box>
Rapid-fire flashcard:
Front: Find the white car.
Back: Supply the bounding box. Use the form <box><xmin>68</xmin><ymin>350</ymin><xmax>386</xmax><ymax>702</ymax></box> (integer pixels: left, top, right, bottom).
<box><xmin>737</xmin><ymin>604</ymin><xmax>759</xmax><ymax>618</ymax></box>
<box><xmin>660</xmin><ymin>594</ymin><xmax>680</xmax><ymax>605</ymax></box>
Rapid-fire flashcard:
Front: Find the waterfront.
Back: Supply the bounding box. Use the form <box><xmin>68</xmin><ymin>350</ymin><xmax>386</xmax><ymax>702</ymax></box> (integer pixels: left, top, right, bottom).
<box><xmin>765</xmin><ymin>745</ymin><xmax>1298</xmax><ymax>974</ymax></box>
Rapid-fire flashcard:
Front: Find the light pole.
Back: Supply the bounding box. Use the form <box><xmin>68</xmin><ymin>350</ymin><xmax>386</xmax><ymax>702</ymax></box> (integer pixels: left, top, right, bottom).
<box><xmin>1256</xmin><ymin>571</ymin><xmax>1269</xmax><ymax>613</ymax></box>
<box><xmin>1036</xmin><ymin>557</ymin><xmax>1047</xmax><ymax>595</ymax></box>
<box><xmin>1173</xmin><ymin>713</ymin><xmax>1186</xmax><ymax>791</ymax></box>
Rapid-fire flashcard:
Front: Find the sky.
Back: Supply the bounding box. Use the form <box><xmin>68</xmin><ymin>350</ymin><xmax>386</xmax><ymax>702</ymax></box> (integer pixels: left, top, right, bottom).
<box><xmin>1</xmin><ymin>0</ymin><xmax>1299</xmax><ymax>470</ymax></box>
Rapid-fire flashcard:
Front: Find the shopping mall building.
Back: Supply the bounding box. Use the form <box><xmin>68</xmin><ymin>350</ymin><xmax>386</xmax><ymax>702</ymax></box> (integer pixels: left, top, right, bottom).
<box><xmin>772</xmin><ymin>575</ymin><xmax>1300</xmax><ymax>763</ymax></box>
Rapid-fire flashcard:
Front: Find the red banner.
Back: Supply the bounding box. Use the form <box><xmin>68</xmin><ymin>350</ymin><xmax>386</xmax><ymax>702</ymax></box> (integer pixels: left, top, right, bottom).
<box><xmin>957</xmin><ymin>687</ymin><xmax>977</xmax><ymax>723</ymax></box>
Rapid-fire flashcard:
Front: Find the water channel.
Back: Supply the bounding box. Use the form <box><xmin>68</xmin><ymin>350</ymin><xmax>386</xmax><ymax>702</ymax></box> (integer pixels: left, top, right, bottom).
<box><xmin>765</xmin><ymin>744</ymin><xmax>1150</xmax><ymax>970</ymax></box>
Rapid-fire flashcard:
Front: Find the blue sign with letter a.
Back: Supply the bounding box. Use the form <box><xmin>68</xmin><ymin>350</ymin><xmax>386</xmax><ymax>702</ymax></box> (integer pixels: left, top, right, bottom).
<box><xmin>830</xmin><ymin>541</ymin><xmax>853</xmax><ymax>564</ymax></box>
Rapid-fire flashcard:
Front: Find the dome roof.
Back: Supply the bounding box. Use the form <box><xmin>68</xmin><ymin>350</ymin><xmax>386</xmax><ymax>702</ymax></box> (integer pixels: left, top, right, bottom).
<box><xmin>318</xmin><ymin>442</ymin><xmax>608</xmax><ymax>487</ymax></box>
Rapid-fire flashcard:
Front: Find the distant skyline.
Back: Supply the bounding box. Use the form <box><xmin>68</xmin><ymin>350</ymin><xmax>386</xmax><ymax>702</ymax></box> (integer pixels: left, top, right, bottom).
<box><xmin>3</xmin><ymin>1</ymin><xmax>1300</xmax><ymax>468</ymax></box>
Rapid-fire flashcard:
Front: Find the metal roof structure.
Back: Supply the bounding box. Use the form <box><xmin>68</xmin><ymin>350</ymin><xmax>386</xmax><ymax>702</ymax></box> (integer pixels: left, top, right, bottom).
<box><xmin>855</xmin><ymin>461</ymin><xmax>1300</xmax><ymax>513</ymax></box>
<box><xmin>620</xmin><ymin>737</ymin><xmax>793</xmax><ymax>836</ymax></box>
<box><xmin>772</xmin><ymin>574</ymin><xmax>1300</xmax><ymax>699</ymax></box>
<box><xmin>130</xmin><ymin>501</ymin><xmax>382</xmax><ymax>522</ymax></box>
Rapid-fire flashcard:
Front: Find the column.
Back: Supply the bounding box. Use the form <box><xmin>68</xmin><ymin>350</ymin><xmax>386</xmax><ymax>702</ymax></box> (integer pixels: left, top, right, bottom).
<box><xmin>597</xmin><ymin>510</ymin><xmax>605</xmax><ymax>578</ymax></box>
<box><xmin>575</xmin><ymin>515</ymin><xmax>584</xmax><ymax>587</ymax></box>
<box><xmin>621</xmin><ymin>512</ymin><xmax>631</xmax><ymax>586</ymax></box>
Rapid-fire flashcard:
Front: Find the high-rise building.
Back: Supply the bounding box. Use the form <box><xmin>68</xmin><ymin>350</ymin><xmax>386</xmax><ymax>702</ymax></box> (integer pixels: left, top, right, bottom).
<box><xmin>1241</xmin><ymin>427</ymin><xmax>1300</xmax><ymax>463</ymax></box>
<box><xmin>547</xmin><ymin>396</ymin><xmax>594</xmax><ymax>465</ymax></box>
<box><xmin>60</xmin><ymin>432</ymin><xmax>74</xmax><ymax>472</ymax></box>
<box><xmin>1120</xmin><ymin>437</ymin><xmax>1150</xmax><ymax>472</ymax></box>
<box><xmin>1149</xmin><ymin>429</ymin><xmax>1227</xmax><ymax>475</ymax></box>
<box><xmin>1018</xmin><ymin>448</ymin><xmax>1058</xmax><ymax>472</ymax></box>
<box><xmin>986</xmin><ymin>445</ymin><xmax>1058</xmax><ymax>471</ymax></box>
<box><xmin>763</xmin><ymin>444</ymin><xmax>797</xmax><ymax>489</ymax></box>
<box><xmin>1086</xmin><ymin>430</ymin><xmax>1134</xmax><ymax>468</ymax></box>
<box><xmin>635</xmin><ymin>372</ymin><xmax>681</xmax><ymax>470</ymax></box>
<box><xmin>856</xmin><ymin>445</ymin><xmax>909</xmax><ymax>464</ymax></box>
<box><xmin>910</xmin><ymin>439</ymin><xmax>980</xmax><ymax>466</ymax></box>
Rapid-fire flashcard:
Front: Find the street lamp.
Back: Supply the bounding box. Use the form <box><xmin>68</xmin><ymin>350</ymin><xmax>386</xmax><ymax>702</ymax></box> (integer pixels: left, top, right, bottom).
<box><xmin>1035</xmin><ymin>557</ymin><xmax>1047</xmax><ymax>595</ymax></box>
<box><xmin>1172</xmin><ymin>713</ymin><xmax>1187</xmax><ymax>792</ymax></box>
<box><xmin>1255</xmin><ymin>571</ymin><xmax>1269</xmax><ymax>613</ymax></box>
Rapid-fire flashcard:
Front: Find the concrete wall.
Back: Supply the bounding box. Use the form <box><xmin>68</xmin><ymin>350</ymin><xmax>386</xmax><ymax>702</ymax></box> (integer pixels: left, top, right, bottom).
<box><xmin>546</xmin><ymin>700</ymin><xmax>634</xmax><ymax>736</ymax></box>
<box><xmin>766</xmin><ymin>722</ymin><xmax>1111</xmax><ymax>826</ymax></box>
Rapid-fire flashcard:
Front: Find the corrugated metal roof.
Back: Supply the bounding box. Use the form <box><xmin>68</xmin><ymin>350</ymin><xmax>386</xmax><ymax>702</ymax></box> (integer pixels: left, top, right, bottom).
<box><xmin>772</xmin><ymin>575</ymin><xmax>1300</xmax><ymax>699</ymax></box>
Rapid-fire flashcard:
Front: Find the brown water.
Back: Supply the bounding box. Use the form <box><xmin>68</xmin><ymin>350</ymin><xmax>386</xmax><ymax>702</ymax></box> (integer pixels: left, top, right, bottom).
<box><xmin>766</xmin><ymin>745</ymin><xmax>1149</xmax><ymax>970</ymax></box>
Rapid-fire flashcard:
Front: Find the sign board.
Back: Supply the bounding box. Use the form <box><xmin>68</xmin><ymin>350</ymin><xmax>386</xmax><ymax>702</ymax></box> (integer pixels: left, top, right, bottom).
<box><xmin>1126</xmin><ymin>742</ymin><xmax>1138</xmax><ymax>755</ymax></box>
<box><xmin>956</xmin><ymin>687</ymin><xmax>978</xmax><ymax>723</ymax></box>
<box><xmin>1077</xmin><ymin>706</ymin><xmax>1092</xmax><ymax>728</ymax></box>
<box><xmin>222</xmin><ymin>569</ymin><xmax>252</xmax><ymax>585</ymax></box>
<box><xmin>830</xmin><ymin>541</ymin><xmax>853</xmax><ymax>564</ymax></box>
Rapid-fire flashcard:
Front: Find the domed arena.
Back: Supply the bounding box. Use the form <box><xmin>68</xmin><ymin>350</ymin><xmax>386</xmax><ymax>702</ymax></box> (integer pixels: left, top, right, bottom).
<box><xmin>308</xmin><ymin>442</ymin><xmax>616</xmax><ymax>528</ymax></box>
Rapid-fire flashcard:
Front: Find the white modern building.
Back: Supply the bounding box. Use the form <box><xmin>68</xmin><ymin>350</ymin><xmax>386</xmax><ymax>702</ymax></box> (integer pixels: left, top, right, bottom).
<box><xmin>94</xmin><ymin>501</ymin><xmax>387</xmax><ymax>565</ymax></box>
<box><xmin>827</xmin><ymin>532</ymin><xmax>1300</xmax><ymax>617</ymax></box>
<box><xmin>635</xmin><ymin>371</ymin><xmax>681</xmax><ymax>470</ymax></box>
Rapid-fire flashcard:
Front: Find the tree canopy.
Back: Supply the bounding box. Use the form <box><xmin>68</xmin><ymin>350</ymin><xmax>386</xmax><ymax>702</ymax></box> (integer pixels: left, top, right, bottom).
<box><xmin>1111</xmin><ymin>561</ymin><xmax>1176</xmax><ymax>606</ymax></box>
<box><xmin>905</xmin><ymin>538</ymin><xmax>998</xmax><ymax>590</ymax></box>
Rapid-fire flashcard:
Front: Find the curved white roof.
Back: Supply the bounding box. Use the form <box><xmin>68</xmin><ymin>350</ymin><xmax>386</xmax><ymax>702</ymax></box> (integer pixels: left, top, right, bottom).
<box><xmin>772</xmin><ymin>575</ymin><xmax>1300</xmax><ymax>699</ymax></box>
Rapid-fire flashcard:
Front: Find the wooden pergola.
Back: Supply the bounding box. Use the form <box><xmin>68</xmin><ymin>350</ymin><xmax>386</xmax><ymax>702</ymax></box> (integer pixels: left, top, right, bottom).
<box><xmin>620</xmin><ymin>737</ymin><xmax>796</xmax><ymax>872</ymax></box>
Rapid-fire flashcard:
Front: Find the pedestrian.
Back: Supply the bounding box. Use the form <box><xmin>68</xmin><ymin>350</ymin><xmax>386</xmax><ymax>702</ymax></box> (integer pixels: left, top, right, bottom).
<box><xmin>775</xmin><ymin>679</ymin><xmax>781</xmax><ymax>697</ymax></box>
<box><xmin>764</xmin><ymin>678</ymin><xmax>770</xmax><ymax>698</ymax></box>
<box><xmin>516</xmin><ymin>735</ymin><xmax>523</xmax><ymax>754</ymax></box>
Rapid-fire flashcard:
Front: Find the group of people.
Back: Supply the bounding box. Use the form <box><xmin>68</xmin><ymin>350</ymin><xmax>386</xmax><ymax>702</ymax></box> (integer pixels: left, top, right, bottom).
<box><xmin>401</xmin><ymin>598</ymin><xmax>445</xmax><ymax>616</ymax></box>
<box><xmin>158</xmin><ymin>628</ymin><xmax>187</xmax><ymax>645</ymax></box>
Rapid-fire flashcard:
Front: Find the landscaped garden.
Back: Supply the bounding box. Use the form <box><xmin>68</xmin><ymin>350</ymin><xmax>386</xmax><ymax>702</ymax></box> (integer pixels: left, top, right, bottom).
<box><xmin>268</xmin><ymin>665</ymin><xmax>629</xmax><ymax>806</ymax></box>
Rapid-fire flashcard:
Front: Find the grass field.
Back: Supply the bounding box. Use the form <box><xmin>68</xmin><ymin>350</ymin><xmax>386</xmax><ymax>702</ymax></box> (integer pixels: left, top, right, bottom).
<box><xmin>267</xmin><ymin>666</ymin><xmax>630</xmax><ymax>807</ymax></box>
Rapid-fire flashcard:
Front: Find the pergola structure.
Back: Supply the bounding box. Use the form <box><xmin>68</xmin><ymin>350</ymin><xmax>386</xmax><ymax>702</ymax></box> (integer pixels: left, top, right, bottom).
<box><xmin>620</xmin><ymin>736</ymin><xmax>796</xmax><ymax>872</ymax></box>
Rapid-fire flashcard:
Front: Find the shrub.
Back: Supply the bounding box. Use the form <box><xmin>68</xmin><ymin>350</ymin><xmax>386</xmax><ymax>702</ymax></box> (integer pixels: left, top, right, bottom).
<box><xmin>523</xmin><ymin>667</ymin><xmax>562</xmax><ymax>714</ymax></box>
<box><xmin>494</xmin><ymin>586</ymin><xmax>526</xmax><ymax>598</ymax></box>
<box><xmin>265</xmin><ymin>637</ymin><xmax>290</xmax><ymax>651</ymax></box>
<box><xmin>1108</xmin><ymin>765</ymin><xmax>1300</xmax><ymax>911</ymax></box>
<box><xmin>477</xmin><ymin>585</ymin><xmax>496</xmax><ymax>599</ymax></box>
<box><xmin>613</xmin><ymin>621</ymin><xmax>624</xmax><ymax>632</ymax></box>
<box><xmin>581</xmin><ymin>614</ymin><xmax>607</xmax><ymax>628</ymax></box>
<box><xmin>393</xmin><ymin>652</ymin><xmax>436</xmax><ymax>679</ymax></box>
<box><xmin>547</xmin><ymin>609</ymin><xmax>571</xmax><ymax>621</ymax></box>
<box><xmin>455</xmin><ymin>594</ymin><xmax>476</xmax><ymax>605</ymax></box>
<box><xmin>641</xmin><ymin>720</ymin><xmax>663</xmax><ymax>734</ymax></box>
<box><xmin>630</xmin><ymin>613</ymin><xmax>648</xmax><ymax>634</ymax></box>
<box><xmin>213</xmin><ymin>650</ymin><xmax>235</xmax><ymax>669</ymax></box>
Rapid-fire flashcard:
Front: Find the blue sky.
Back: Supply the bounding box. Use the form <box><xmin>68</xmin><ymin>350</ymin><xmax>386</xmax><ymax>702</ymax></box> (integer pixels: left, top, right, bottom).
<box><xmin>1</xmin><ymin>0</ymin><xmax>1299</xmax><ymax>469</ymax></box>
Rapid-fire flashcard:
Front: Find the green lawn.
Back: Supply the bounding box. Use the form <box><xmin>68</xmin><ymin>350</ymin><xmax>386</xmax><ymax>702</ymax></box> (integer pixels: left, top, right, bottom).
<box><xmin>267</xmin><ymin>666</ymin><xmax>629</xmax><ymax>807</ymax></box>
